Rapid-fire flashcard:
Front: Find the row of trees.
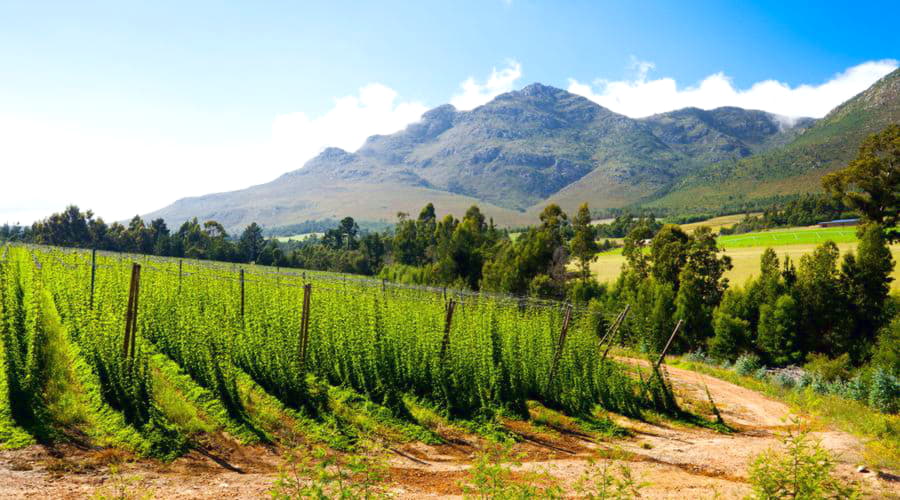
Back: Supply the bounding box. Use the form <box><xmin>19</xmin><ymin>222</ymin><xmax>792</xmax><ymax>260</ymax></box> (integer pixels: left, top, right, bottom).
<box><xmin>2</xmin><ymin>206</ymin><xmax>280</xmax><ymax>265</ymax></box>
<box><xmin>718</xmin><ymin>193</ymin><xmax>850</xmax><ymax>235</ymax></box>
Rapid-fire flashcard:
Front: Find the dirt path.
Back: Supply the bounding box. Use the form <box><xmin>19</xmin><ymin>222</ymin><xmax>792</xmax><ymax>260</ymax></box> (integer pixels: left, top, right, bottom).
<box><xmin>0</xmin><ymin>360</ymin><xmax>896</xmax><ymax>499</ymax></box>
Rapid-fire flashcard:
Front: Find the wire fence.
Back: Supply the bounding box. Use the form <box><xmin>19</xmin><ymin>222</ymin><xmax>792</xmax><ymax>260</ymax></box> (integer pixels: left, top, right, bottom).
<box><xmin>11</xmin><ymin>243</ymin><xmax>592</xmax><ymax>314</ymax></box>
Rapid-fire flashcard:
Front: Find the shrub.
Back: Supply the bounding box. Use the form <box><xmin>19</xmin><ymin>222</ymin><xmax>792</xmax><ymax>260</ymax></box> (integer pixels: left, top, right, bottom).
<box><xmin>748</xmin><ymin>426</ymin><xmax>860</xmax><ymax>499</ymax></box>
<box><xmin>845</xmin><ymin>375</ymin><xmax>868</xmax><ymax>402</ymax></box>
<box><xmin>868</xmin><ymin>368</ymin><xmax>900</xmax><ymax>414</ymax></box>
<box><xmin>772</xmin><ymin>372</ymin><xmax>796</xmax><ymax>389</ymax></box>
<box><xmin>754</xmin><ymin>367</ymin><xmax>769</xmax><ymax>381</ymax></box>
<box><xmin>803</xmin><ymin>353</ymin><xmax>851</xmax><ymax>383</ymax></box>
<box><xmin>734</xmin><ymin>353</ymin><xmax>762</xmax><ymax>376</ymax></box>
<box><xmin>685</xmin><ymin>350</ymin><xmax>711</xmax><ymax>364</ymax></box>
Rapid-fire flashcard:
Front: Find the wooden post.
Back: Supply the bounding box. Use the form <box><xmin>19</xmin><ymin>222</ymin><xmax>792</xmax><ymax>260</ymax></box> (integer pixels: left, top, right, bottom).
<box><xmin>123</xmin><ymin>263</ymin><xmax>141</xmax><ymax>358</ymax></box>
<box><xmin>548</xmin><ymin>304</ymin><xmax>574</xmax><ymax>380</ymax></box>
<box><xmin>239</xmin><ymin>269</ymin><xmax>245</xmax><ymax>318</ymax></box>
<box><xmin>439</xmin><ymin>299</ymin><xmax>456</xmax><ymax>360</ymax></box>
<box><xmin>89</xmin><ymin>249</ymin><xmax>97</xmax><ymax>310</ymax></box>
<box><xmin>598</xmin><ymin>305</ymin><xmax>627</xmax><ymax>348</ymax></box>
<box><xmin>600</xmin><ymin>304</ymin><xmax>631</xmax><ymax>361</ymax></box>
<box><xmin>298</xmin><ymin>284</ymin><xmax>312</xmax><ymax>368</ymax></box>
<box><xmin>382</xmin><ymin>278</ymin><xmax>386</xmax><ymax>292</ymax></box>
<box><xmin>654</xmin><ymin>319</ymin><xmax>683</xmax><ymax>370</ymax></box>
<box><xmin>177</xmin><ymin>259</ymin><xmax>183</xmax><ymax>293</ymax></box>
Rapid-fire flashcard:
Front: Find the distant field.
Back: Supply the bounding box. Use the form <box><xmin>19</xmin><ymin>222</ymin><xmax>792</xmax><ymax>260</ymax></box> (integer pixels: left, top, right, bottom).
<box><xmin>590</xmin><ymin>225</ymin><xmax>900</xmax><ymax>291</ymax></box>
<box><xmin>678</xmin><ymin>213</ymin><xmax>761</xmax><ymax>233</ymax></box>
<box><xmin>273</xmin><ymin>232</ymin><xmax>323</xmax><ymax>242</ymax></box>
<box><xmin>717</xmin><ymin>226</ymin><xmax>858</xmax><ymax>248</ymax></box>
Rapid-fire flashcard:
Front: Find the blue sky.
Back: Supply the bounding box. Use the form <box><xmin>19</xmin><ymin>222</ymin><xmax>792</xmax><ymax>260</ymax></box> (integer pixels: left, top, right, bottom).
<box><xmin>1</xmin><ymin>0</ymin><xmax>898</xmax><ymax>224</ymax></box>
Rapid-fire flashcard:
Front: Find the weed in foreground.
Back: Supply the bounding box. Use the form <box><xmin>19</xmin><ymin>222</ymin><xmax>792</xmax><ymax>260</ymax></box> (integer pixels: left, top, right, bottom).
<box><xmin>460</xmin><ymin>442</ymin><xmax>562</xmax><ymax>499</ymax></box>
<box><xmin>269</xmin><ymin>441</ymin><xmax>392</xmax><ymax>499</ymax></box>
<box><xmin>90</xmin><ymin>465</ymin><xmax>154</xmax><ymax>500</ymax></box>
<box><xmin>574</xmin><ymin>458</ymin><xmax>646</xmax><ymax>499</ymax></box>
<box><xmin>747</xmin><ymin>424</ymin><xmax>861</xmax><ymax>499</ymax></box>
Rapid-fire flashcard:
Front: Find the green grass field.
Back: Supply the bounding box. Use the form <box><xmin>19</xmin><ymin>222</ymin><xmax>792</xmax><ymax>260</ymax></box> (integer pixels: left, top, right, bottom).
<box><xmin>717</xmin><ymin>226</ymin><xmax>858</xmax><ymax>248</ymax></box>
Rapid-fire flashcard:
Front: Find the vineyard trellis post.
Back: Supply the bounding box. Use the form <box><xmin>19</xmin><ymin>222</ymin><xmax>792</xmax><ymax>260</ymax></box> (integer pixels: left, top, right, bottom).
<box><xmin>123</xmin><ymin>263</ymin><xmax>141</xmax><ymax>359</ymax></box>
<box><xmin>177</xmin><ymin>259</ymin><xmax>183</xmax><ymax>292</ymax></box>
<box><xmin>654</xmin><ymin>319</ymin><xmax>683</xmax><ymax>370</ymax></box>
<box><xmin>89</xmin><ymin>248</ymin><xmax>97</xmax><ymax>310</ymax></box>
<box><xmin>298</xmin><ymin>283</ymin><xmax>312</xmax><ymax>368</ymax></box>
<box><xmin>239</xmin><ymin>269</ymin><xmax>245</xmax><ymax>318</ymax></box>
<box><xmin>600</xmin><ymin>304</ymin><xmax>630</xmax><ymax>361</ymax></box>
<box><xmin>439</xmin><ymin>299</ymin><xmax>456</xmax><ymax>360</ymax></box>
<box><xmin>548</xmin><ymin>303</ymin><xmax>574</xmax><ymax>381</ymax></box>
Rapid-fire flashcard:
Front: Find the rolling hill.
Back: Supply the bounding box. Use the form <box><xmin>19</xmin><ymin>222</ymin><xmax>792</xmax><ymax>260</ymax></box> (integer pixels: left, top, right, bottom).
<box><xmin>648</xmin><ymin>67</ymin><xmax>900</xmax><ymax>211</ymax></box>
<box><xmin>146</xmin><ymin>70</ymin><xmax>898</xmax><ymax>232</ymax></box>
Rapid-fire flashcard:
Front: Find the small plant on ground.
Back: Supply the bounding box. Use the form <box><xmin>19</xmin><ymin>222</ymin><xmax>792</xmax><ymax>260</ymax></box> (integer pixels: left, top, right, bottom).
<box><xmin>269</xmin><ymin>441</ymin><xmax>392</xmax><ymax>499</ymax></box>
<box><xmin>575</xmin><ymin>458</ymin><xmax>645</xmax><ymax>499</ymax></box>
<box><xmin>460</xmin><ymin>442</ymin><xmax>562</xmax><ymax>499</ymax></box>
<box><xmin>747</xmin><ymin>424</ymin><xmax>861</xmax><ymax>499</ymax></box>
<box><xmin>91</xmin><ymin>465</ymin><xmax>154</xmax><ymax>500</ymax></box>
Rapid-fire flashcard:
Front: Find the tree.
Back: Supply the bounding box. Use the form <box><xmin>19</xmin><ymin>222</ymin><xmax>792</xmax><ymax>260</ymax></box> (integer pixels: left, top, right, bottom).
<box><xmin>757</xmin><ymin>294</ymin><xmax>800</xmax><ymax>365</ymax></box>
<box><xmin>569</xmin><ymin>203</ymin><xmax>598</xmax><ymax>280</ymax></box>
<box><xmin>622</xmin><ymin>221</ymin><xmax>655</xmax><ymax>279</ymax></box>
<box><xmin>339</xmin><ymin>217</ymin><xmax>359</xmax><ymax>250</ymax></box>
<box><xmin>239</xmin><ymin>222</ymin><xmax>266</xmax><ymax>262</ymax></box>
<box><xmin>823</xmin><ymin>124</ymin><xmax>900</xmax><ymax>239</ymax></box>
<box><xmin>840</xmin><ymin>223</ymin><xmax>895</xmax><ymax>359</ymax></box>
<box><xmin>795</xmin><ymin>242</ymin><xmax>852</xmax><ymax>357</ymax></box>
<box><xmin>709</xmin><ymin>308</ymin><xmax>751</xmax><ymax>361</ymax></box>
<box><xmin>650</xmin><ymin>225</ymin><xmax>691</xmax><ymax>288</ymax></box>
<box><xmin>684</xmin><ymin>226</ymin><xmax>731</xmax><ymax>303</ymax></box>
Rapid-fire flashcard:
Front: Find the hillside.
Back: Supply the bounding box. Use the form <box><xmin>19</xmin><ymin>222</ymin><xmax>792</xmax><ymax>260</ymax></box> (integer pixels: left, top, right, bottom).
<box><xmin>649</xmin><ymin>67</ymin><xmax>900</xmax><ymax>211</ymax></box>
<box><xmin>145</xmin><ymin>84</ymin><xmax>808</xmax><ymax>231</ymax></box>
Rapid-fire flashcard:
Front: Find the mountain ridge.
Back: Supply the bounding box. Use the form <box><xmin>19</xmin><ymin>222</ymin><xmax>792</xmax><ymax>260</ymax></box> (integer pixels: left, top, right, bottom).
<box><xmin>141</xmin><ymin>76</ymin><xmax>899</xmax><ymax>232</ymax></box>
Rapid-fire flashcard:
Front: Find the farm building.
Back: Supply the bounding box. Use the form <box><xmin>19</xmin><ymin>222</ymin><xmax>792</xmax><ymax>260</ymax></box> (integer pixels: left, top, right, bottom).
<box><xmin>818</xmin><ymin>218</ymin><xmax>860</xmax><ymax>228</ymax></box>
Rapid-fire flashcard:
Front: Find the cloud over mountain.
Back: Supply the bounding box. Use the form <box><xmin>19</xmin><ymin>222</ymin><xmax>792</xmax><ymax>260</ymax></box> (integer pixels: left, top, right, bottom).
<box><xmin>568</xmin><ymin>59</ymin><xmax>898</xmax><ymax>118</ymax></box>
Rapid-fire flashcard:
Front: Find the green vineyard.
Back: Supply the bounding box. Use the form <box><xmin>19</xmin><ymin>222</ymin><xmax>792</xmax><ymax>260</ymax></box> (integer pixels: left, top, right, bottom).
<box><xmin>0</xmin><ymin>244</ymin><xmax>674</xmax><ymax>458</ymax></box>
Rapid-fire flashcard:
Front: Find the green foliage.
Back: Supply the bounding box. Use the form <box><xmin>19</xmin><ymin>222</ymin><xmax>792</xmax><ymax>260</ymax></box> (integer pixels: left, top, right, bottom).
<box><xmin>757</xmin><ymin>295</ymin><xmax>800</xmax><ymax>366</ymax></box>
<box><xmin>570</xmin><ymin>203</ymin><xmax>599</xmax><ymax>281</ymax></box>
<box><xmin>803</xmin><ymin>353</ymin><xmax>851</xmax><ymax>383</ymax></box>
<box><xmin>823</xmin><ymin>124</ymin><xmax>900</xmax><ymax>234</ymax></box>
<box><xmin>708</xmin><ymin>308</ymin><xmax>749</xmax><ymax>361</ymax></box>
<box><xmin>868</xmin><ymin>368</ymin><xmax>900</xmax><ymax>414</ymax></box>
<box><xmin>748</xmin><ymin>425</ymin><xmax>861</xmax><ymax>499</ymax></box>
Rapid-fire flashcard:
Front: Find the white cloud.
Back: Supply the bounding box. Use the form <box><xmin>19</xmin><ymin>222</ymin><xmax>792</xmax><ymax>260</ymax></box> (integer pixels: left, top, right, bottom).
<box><xmin>271</xmin><ymin>83</ymin><xmax>428</xmax><ymax>168</ymax></box>
<box><xmin>0</xmin><ymin>65</ymin><xmax>516</xmax><ymax>225</ymax></box>
<box><xmin>568</xmin><ymin>59</ymin><xmax>898</xmax><ymax>118</ymax></box>
<box><xmin>0</xmin><ymin>114</ymin><xmax>276</xmax><ymax>225</ymax></box>
<box><xmin>450</xmin><ymin>60</ymin><xmax>523</xmax><ymax>111</ymax></box>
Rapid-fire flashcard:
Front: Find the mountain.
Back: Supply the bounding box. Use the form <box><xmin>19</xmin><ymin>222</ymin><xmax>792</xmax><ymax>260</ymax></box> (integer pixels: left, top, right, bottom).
<box><xmin>648</xmin><ymin>68</ymin><xmax>900</xmax><ymax>211</ymax></box>
<box><xmin>146</xmin><ymin>83</ymin><xmax>817</xmax><ymax>231</ymax></box>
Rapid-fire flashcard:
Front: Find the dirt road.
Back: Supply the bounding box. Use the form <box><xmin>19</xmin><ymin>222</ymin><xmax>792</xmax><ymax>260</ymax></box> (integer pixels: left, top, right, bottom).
<box><xmin>0</xmin><ymin>360</ymin><xmax>896</xmax><ymax>498</ymax></box>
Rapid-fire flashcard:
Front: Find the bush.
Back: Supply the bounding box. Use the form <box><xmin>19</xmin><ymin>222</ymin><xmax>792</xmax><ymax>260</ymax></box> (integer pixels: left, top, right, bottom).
<box><xmin>734</xmin><ymin>353</ymin><xmax>762</xmax><ymax>376</ymax></box>
<box><xmin>748</xmin><ymin>426</ymin><xmax>860</xmax><ymax>499</ymax></box>
<box><xmin>754</xmin><ymin>367</ymin><xmax>769</xmax><ymax>381</ymax></box>
<box><xmin>685</xmin><ymin>350</ymin><xmax>711</xmax><ymax>364</ymax></box>
<box><xmin>568</xmin><ymin>279</ymin><xmax>605</xmax><ymax>304</ymax></box>
<box><xmin>773</xmin><ymin>372</ymin><xmax>796</xmax><ymax>389</ymax></box>
<box><xmin>845</xmin><ymin>375</ymin><xmax>868</xmax><ymax>402</ymax></box>
<box><xmin>803</xmin><ymin>353</ymin><xmax>851</xmax><ymax>383</ymax></box>
<box><xmin>868</xmin><ymin>368</ymin><xmax>900</xmax><ymax>414</ymax></box>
